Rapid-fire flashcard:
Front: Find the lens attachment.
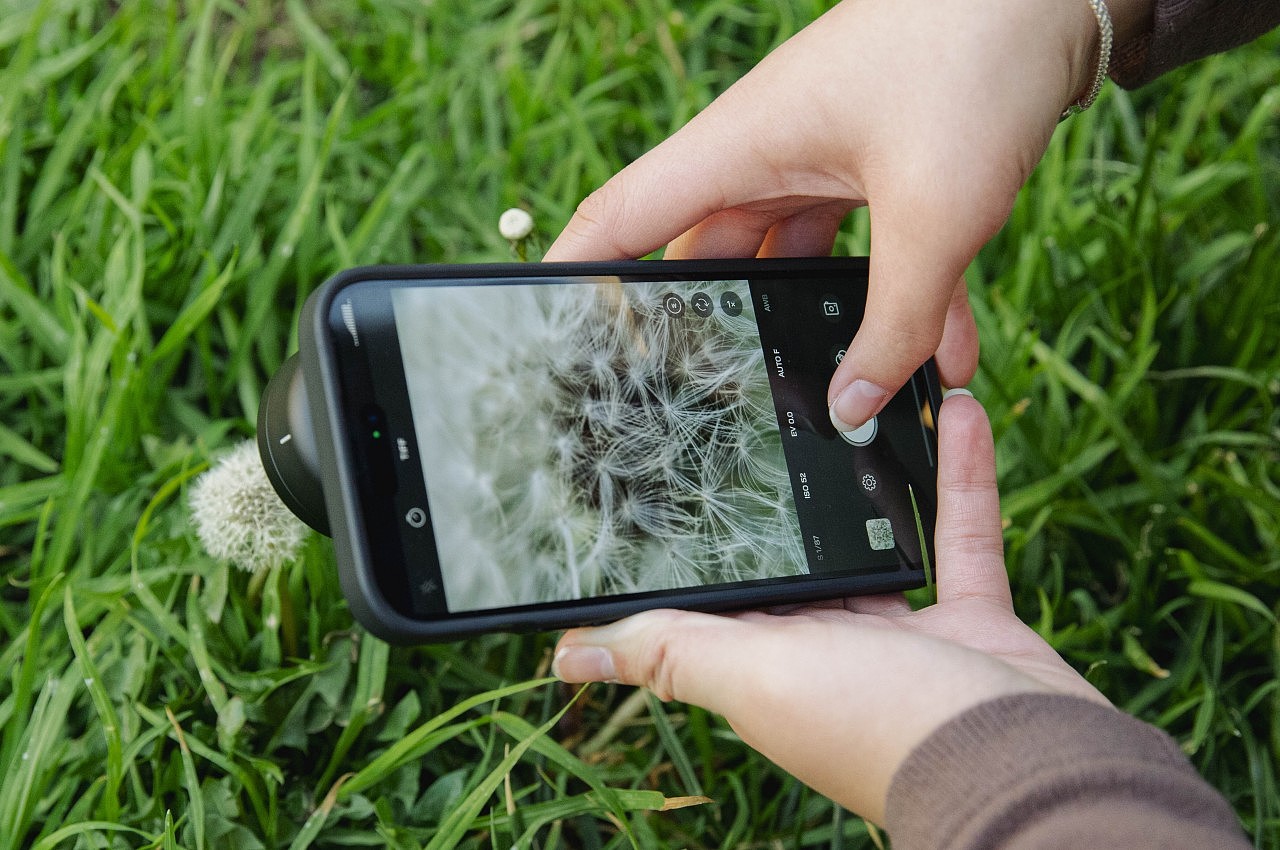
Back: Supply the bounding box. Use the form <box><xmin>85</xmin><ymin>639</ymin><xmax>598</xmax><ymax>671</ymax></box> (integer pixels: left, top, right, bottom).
<box><xmin>257</xmin><ymin>353</ymin><xmax>331</xmax><ymax>535</ymax></box>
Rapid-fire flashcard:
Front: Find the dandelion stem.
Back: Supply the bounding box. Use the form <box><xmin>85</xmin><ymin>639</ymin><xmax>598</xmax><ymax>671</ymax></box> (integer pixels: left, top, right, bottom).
<box><xmin>279</xmin><ymin>566</ymin><xmax>299</xmax><ymax>659</ymax></box>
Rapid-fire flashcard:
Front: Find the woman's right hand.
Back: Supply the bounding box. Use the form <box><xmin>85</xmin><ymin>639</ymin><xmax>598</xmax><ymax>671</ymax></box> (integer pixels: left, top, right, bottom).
<box><xmin>548</xmin><ymin>0</ymin><xmax>1150</xmax><ymax>430</ymax></box>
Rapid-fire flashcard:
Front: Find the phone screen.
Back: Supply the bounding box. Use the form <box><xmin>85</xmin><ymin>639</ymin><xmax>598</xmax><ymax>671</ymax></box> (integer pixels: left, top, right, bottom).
<box><xmin>321</xmin><ymin>264</ymin><xmax>938</xmax><ymax>624</ymax></box>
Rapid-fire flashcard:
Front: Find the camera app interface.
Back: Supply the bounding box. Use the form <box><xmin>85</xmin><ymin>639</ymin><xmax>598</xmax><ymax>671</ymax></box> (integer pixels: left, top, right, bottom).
<box><xmin>381</xmin><ymin>275</ymin><xmax>936</xmax><ymax>615</ymax></box>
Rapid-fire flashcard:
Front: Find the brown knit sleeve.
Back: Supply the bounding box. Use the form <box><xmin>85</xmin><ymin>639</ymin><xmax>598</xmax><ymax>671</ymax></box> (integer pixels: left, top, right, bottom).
<box><xmin>884</xmin><ymin>693</ymin><xmax>1251</xmax><ymax>850</ymax></box>
<box><xmin>1110</xmin><ymin>0</ymin><xmax>1280</xmax><ymax>88</ymax></box>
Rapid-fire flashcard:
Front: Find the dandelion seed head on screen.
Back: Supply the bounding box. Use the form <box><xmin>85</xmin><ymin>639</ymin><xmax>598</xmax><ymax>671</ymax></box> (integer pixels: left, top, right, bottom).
<box><xmin>407</xmin><ymin>280</ymin><xmax>806</xmax><ymax>608</ymax></box>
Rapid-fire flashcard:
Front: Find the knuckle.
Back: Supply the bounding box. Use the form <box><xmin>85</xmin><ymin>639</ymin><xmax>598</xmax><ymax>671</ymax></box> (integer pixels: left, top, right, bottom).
<box><xmin>572</xmin><ymin>186</ymin><xmax>615</xmax><ymax>231</ymax></box>
<box><xmin>861</xmin><ymin>315</ymin><xmax>945</xmax><ymax>372</ymax></box>
<box><xmin>647</xmin><ymin>639</ymin><xmax>678</xmax><ymax>702</ymax></box>
<box><xmin>623</xmin><ymin>610</ymin><xmax>701</xmax><ymax>702</ymax></box>
<box><xmin>569</xmin><ymin>182</ymin><xmax>643</xmax><ymax>258</ymax></box>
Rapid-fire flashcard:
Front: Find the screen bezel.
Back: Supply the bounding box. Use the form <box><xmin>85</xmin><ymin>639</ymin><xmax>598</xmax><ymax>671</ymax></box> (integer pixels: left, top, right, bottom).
<box><xmin>300</xmin><ymin>259</ymin><xmax>941</xmax><ymax>643</ymax></box>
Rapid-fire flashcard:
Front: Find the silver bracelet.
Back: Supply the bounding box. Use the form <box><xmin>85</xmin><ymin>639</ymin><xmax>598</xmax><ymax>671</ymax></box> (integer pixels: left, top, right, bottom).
<box><xmin>1060</xmin><ymin>0</ymin><xmax>1114</xmax><ymax>120</ymax></box>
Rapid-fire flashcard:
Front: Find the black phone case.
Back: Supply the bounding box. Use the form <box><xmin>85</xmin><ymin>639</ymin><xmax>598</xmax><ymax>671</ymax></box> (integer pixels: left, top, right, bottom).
<box><xmin>298</xmin><ymin>258</ymin><xmax>939</xmax><ymax>643</ymax></box>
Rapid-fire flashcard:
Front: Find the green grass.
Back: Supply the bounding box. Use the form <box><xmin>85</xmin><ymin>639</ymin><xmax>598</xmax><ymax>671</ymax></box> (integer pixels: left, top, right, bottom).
<box><xmin>975</xmin><ymin>47</ymin><xmax>1280</xmax><ymax>842</ymax></box>
<box><xmin>0</xmin><ymin>1</ymin><xmax>1277</xmax><ymax>847</ymax></box>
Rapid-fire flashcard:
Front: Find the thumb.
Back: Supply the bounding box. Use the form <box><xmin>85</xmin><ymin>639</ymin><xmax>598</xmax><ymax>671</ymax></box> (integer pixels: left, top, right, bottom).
<box><xmin>933</xmin><ymin>389</ymin><xmax>1013</xmax><ymax>608</ymax></box>
<box><xmin>552</xmin><ymin>609</ymin><xmax>753</xmax><ymax>711</ymax></box>
<box><xmin>827</xmin><ymin>212</ymin><xmax>978</xmax><ymax>432</ymax></box>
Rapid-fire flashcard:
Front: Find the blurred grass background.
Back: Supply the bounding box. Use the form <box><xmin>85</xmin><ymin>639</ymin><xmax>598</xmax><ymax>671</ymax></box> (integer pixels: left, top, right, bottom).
<box><xmin>0</xmin><ymin>0</ymin><xmax>1276</xmax><ymax>847</ymax></box>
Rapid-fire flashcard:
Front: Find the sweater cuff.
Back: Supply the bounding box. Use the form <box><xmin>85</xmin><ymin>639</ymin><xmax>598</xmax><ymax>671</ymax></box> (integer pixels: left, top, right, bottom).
<box><xmin>1110</xmin><ymin>1</ymin><xmax>1280</xmax><ymax>89</ymax></box>
<box><xmin>884</xmin><ymin>693</ymin><xmax>1246</xmax><ymax>850</ymax></box>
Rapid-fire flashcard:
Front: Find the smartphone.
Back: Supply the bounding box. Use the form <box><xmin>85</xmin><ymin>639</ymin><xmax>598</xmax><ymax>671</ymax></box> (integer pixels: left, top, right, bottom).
<box><xmin>263</xmin><ymin>258</ymin><xmax>940</xmax><ymax>643</ymax></box>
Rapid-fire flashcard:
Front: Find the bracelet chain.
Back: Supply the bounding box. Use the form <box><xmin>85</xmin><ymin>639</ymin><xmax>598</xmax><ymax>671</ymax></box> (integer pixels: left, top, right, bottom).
<box><xmin>1060</xmin><ymin>0</ymin><xmax>1114</xmax><ymax>121</ymax></box>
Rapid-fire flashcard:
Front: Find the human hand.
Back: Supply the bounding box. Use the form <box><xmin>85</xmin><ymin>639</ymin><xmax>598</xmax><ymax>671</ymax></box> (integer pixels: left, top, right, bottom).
<box><xmin>546</xmin><ymin>0</ymin><xmax>1142</xmax><ymax>431</ymax></box>
<box><xmin>552</xmin><ymin>392</ymin><xmax>1110</xmax><ymax>824</ymax></box>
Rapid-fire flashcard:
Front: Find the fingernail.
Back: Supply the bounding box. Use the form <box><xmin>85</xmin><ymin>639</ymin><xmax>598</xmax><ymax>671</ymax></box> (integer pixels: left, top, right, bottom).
<box><xmin>552</xmin><ymin>646</ymin><xmax>617</xmax><ymax>683</ymax></box>
<box><xmin>943</xmin><ymin>387</ymin><xmax>974</xmax><ymax>401</ymax></box>
<box><xmin>829</xmin><ymin>380</ymin><xmax>890</xmax><ymax>432</ymax></box>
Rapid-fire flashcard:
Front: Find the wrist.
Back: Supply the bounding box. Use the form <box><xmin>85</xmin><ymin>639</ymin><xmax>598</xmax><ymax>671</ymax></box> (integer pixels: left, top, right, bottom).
<box><xmin>1062</xmin><ymin>0</ymin><xmax>1155</xmax><ymax>115</ymax></box>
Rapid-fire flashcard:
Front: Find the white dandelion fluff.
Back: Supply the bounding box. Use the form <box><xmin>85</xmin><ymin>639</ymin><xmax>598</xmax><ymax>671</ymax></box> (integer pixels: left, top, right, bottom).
<box><xmin>188</xmin><ymin>439</ymin><xmax>308</xmax><ymax>573</ymax></box>
<box><xmin>498</xmin><ymin>207</ymin><xmax>534</xmax><ymax>241</ymax></box>
<box><xmin>395</xmin><ymin>278</ymin><xmax>807</xmax><ymax>611</ymax></box>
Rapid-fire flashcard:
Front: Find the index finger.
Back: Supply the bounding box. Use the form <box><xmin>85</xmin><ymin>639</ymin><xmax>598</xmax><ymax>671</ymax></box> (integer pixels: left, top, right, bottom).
<box><xmin>543</xmin><ymin>98</ymin><xmax>768</xmax><ymax>261</ymax></box>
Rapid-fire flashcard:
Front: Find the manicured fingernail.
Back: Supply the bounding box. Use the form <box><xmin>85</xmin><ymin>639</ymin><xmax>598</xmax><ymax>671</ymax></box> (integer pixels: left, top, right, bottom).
<box><xmin>829</xmin><ymin>380</ymin><xmax>890</xmax><ymax>432</ymax></box>
<box><xmin>552</xmin><ymin>646</ymin><xmax>617</xmax><ymax>683</ymax></box>
<box><xmin>943</xmin><ymin>387</ymin><xmax>974</xmax><ymax>401</ymax></box>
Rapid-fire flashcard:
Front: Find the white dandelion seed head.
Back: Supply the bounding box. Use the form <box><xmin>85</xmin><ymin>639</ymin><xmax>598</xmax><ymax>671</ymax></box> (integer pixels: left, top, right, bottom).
<box><xmin>188</xmin><ymin>440</ymin><xmax>308</xmax><ymax>573</ymax></box>
<box><xmin>406</xmin><ymin>280</ymin><xmax>805</xmax><ymax>609</ymax></box>
<box><xmin>498</xmin><ymin>207</ymin><xmax>534</xmax><ymax>241</ymax></box>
